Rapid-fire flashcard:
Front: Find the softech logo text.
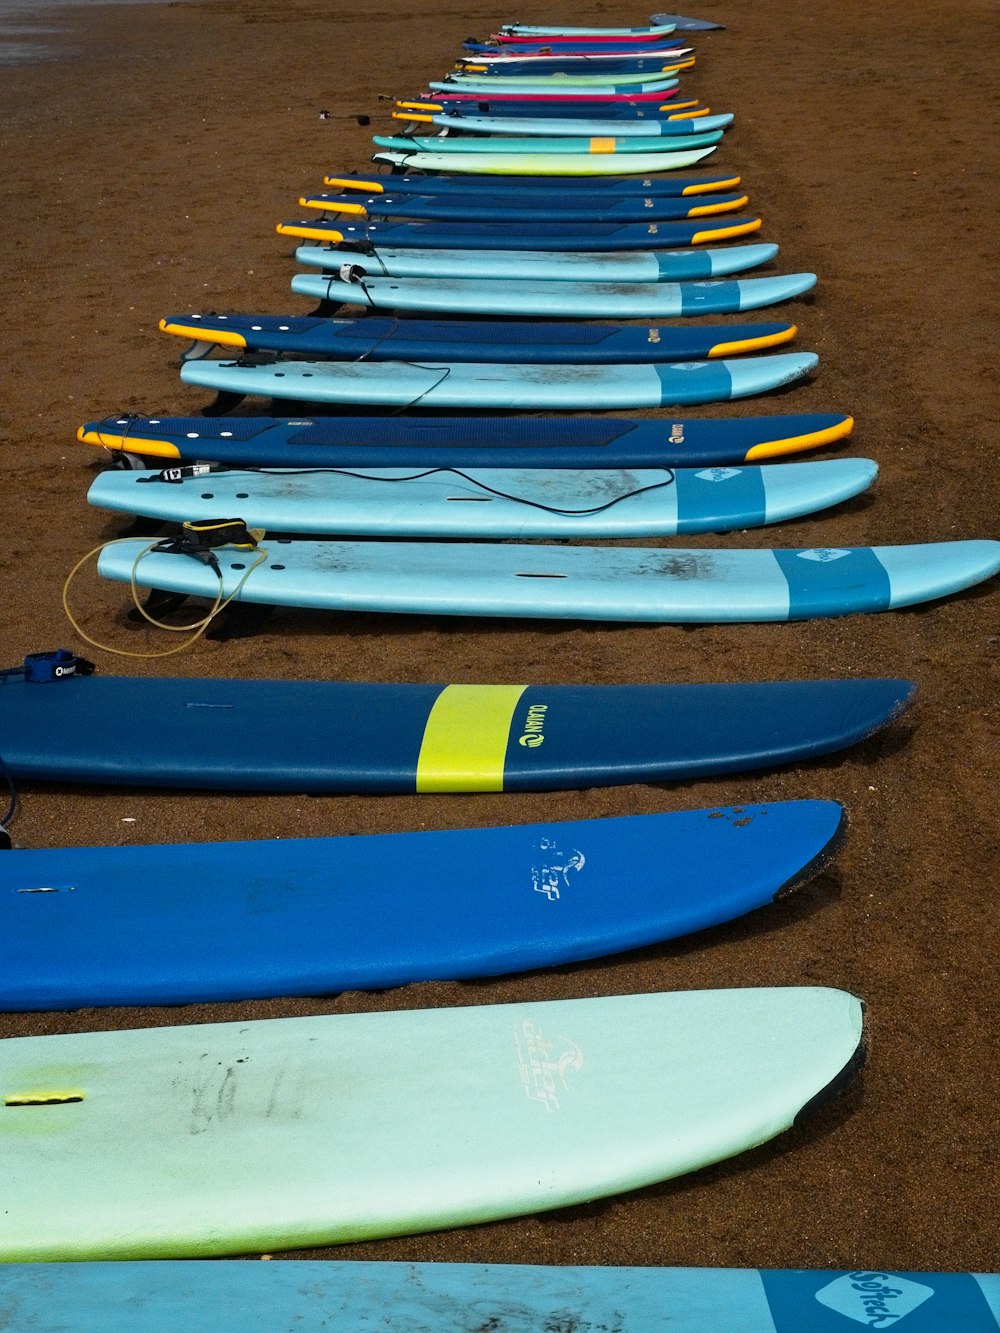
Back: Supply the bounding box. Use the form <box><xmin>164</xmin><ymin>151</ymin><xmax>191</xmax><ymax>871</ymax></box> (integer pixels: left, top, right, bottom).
<box><xmin>513</xmin><ymin>1018</ymin><xmax>584</xmax><ymax>1113</ymax></box>
<box><xmin>814</xmin><ymin>1272</ymin><xmax>935</xmax><ymax>1327</ymax></box>
<box><xmin>518</xmin><ymin>702</ymin><xmax>548</xmax><ymax>748</ymax></box>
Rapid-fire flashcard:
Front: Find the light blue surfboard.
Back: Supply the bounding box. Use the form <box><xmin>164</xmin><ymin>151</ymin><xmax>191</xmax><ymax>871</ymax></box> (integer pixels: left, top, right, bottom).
<box><xmin>371</xmin><ymin>130</ymin><xmax>725</xmax><ymax>151</ymax></box>
<box><xmin>0</xmin><ymin>987</ymin><xmax>864</xmax><ymax>1259</ymax></box>
<box><xmin>97</xmin><ymin>537</ymin><xmax>1000</xmax><ymax>623</ymax></box>
<box><xmin>372</xmin><ymin>147</ymin><xmax>715</xmax><ymax>174</ymax></box>
<box><xmin>1</xmin><ymin>1262</ymin><xmax>996</xmax><ymax>1332</ymax></box>
<box><xmin>87</xmin><ymin>459</ymin><xmax>877</xmax><ymax>538</ymax></box>
<box><xmin>423</xmin><ymin>110</ymin><xmax>733</xmax><ymax>135</ymax></box>
<box><xmin>0</xmin><ymin>800</ymin><xmax>846</xmax><ymax>1008</ymax></box>
<box><xmin>499</xmin><ymin>21</ymin><xmax>679</xmax><ymax>36</ymax></box>
<box><xmin>178</xmin><ymin>352</ymin><xmax>818</xmax><ymax>410</ymax></box>
<box><xmin>290</xmin><ymin>270</ymin><xmax>816</xmax><ymax>317</ymax></box>
<box><xmin>293</xmin><ymin>240</ymin><xmax>778</xmax><ymax>280</ymax></box>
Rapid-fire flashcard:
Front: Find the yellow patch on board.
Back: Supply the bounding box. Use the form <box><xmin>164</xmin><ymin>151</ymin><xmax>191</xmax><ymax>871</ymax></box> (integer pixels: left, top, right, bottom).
<box><xmin>690</xmin><ymin>218</ymin><xmax>761</xmax><ymax>244</ymax></box>
<box><xmin>416</xmin><ymin>685</ymin><xmax>528</xmax><ymax>792</ymax></box>
<box><xmin>708</xmin><ymin>326</ymin><xmax>797</xmax><ymax>358</ymax></box>
<box><xmin>682</xmin><ymin>175</ymin><xmax>740</xmax><ymax>195</ymax></box>
<box><xmin>745</xmin><ymin>417</ymin><xmax>855</xmax><ymax>460</ymax></box>
<box><xmin>77</xmin><ymin>427</ymin><xmax>181</xmax><ymax>460</ymax></box>
<box><xmin>589</xmin><ymin>137</ymin><xmax>617</xmax><ymax>153</ymax></box>
<box><xmin>159</xmin><ymin>320</ymin><xmax>247</xmax><ymax>350</ymax></box>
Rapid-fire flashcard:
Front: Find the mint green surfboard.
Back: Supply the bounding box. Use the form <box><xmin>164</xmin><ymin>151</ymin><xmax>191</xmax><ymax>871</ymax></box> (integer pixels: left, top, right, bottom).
<box><xmin>0</xmin><ymin>988</ymin><xmax>863</xmax><ymax>1260</ymax></box>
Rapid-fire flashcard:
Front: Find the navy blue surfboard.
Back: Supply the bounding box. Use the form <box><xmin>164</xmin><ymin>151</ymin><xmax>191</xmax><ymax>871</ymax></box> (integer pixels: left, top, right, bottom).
<box><xmin>323</xmin><ymin>168</ymin><xmax>741</xmax><ymax>196</ymax></box>
<box><xmin>302</xmin><ymin>188</ymin><xmax>747</xmax><ymax>224</ymax></box>
<box><xmin>402</xmin><ymin>95</ymin><xmax>704</xmax><ymax>119</ymax></box>
<box><xmin>1</xmin><ymin>1261</ymin><xmax>994</xmax><ymax>1331</ymax></box>
<box><xmin>78</xmin><ymin>412</ymin><xmax>856</xmax><ymax>469</ymax></box>
<box><xmin>0</xmin><ymin>800</ymin><xmax>845</xmax><ymax>1008</ymax></box>
<box><xmin>162</xmin><ymin>312</ymin><xmax>796</xmax><ymax>365</ymax></box>
<box><xmin>277</xmin><ymin>215</ymin><xmax>761</xmax><ymax>250</ymax></box>
<box><xmin>0</xmin><ymin>671</ymin><xmax>914</xmax><ymax>793</ymax></box>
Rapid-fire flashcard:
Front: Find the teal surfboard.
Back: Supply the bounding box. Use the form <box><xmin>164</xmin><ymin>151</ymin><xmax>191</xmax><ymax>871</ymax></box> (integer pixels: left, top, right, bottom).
<box><xmin>290</xmin><ymin>271</ymin><xmax>817</xmax><ymax>317</ymax></box>
<box><xmin>423</xmin><ymin>110</ymin><xmax>734</xmax><ymax>135</ymax></box>
<box><xmin>0</xmin><ymin>987</ymin><xmax>863</xmax><ymax>1259</ymax></box>
<box><xmin>97</xmin><ymin>537</ymin><xmax>1000</xmax><ymax>623</ymax></box>
<box><xmin>178</xmin><ymin>353</ymin><xmax>818</xmax><ymax>410</ymax></box>
<box><xmin>1</xmin><ymin>1262</ymin><xmax>997</xmax><ymax>1331</ymax></box>
<box><xmin>371</xmin><ymin>130</ymin><xmax>725</xmax><ymax>152</ymax></box>
<box><xmin>87</xmin><ymin>459</ymin><xmax>877</xmax><ymax>539</ymax></box>
<box><xmin>373</xmin><ymin>147</ymin><xmax>716</xmax><ymax>174</ymax></box>
<box><xmin>293</xmin><ymin>240</ymin><xmax>778</xmax><ymax>280</ymax></box>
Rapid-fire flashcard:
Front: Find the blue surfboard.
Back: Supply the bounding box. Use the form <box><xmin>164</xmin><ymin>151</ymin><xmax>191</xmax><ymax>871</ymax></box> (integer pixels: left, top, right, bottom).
<box><xmin>0</xmin><ymin>800</ymin><xmax>845</xmax><ymax>1008</ymax></box>
<box><xmin>0</xmin><ymin>670</ymin><xmax>915</xmax><ymax>792</ymax></box>
<box><xmin>289</xmin><ymin>270</ymin><xmax>816</xmax><ymax>318</ymax></box>
<box><xmin>161</xmin><ymin>311</ymin><xmax>797</xmax><ymax>364</ymax></box>
<box><xmin>278</xmin><ymin>214</ymin><xmax>763</xmax><ymax>250</ymax></box>
<box><xmin>3</xmin><ymin>1262</ymin><xmax>993</xmax><ymax>1332</ymax></box>
<box><xmin>87</xmin><ymin>459</ymin><xmax>876</xmax><ymax>538</ymax></box>
<box><xmin>97</xmin><ymin>537</ymin><xmax>1000</xmax><ymax>623</ymax></box>
<box><xmin>78</xmin><ymin>412</ymin><xmax>857</xmax><ymax>469</ymax></box>
<box><xmin>453</xmin><ymin>53</ymin><xmax>690</xmax><ymax>75</ymax></box>
<box><xmin>323</xmin><ymin>168</ymin><xmax>742</xmax><ymax>194</ymax></box>
<box><xmin>178</xmin><ymin>352</ymin><xmax>818</xmax><ymax>410</ymax></box>
<box><xmin>292</xmin><ymin>240</ymin><xmax>778</xmax><ymax>280</ymax></box>
<box><xmin>301</xmin><ymin>187</ymin><xmax>749</xmax><ymax>223</ymax></box>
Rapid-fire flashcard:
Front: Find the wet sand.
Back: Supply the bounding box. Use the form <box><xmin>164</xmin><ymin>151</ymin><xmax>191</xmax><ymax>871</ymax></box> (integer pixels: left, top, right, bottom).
<box><xmin>0</xmin><ymin>0</ymin><xmax>997</xmax><ymax>1275</ymax></box>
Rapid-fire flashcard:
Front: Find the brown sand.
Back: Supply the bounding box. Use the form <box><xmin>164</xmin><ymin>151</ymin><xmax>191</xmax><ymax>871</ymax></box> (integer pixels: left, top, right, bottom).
<box><xmin>0</xmin><ymin>0</ymin><xmax>997</xmax><ymax>1276</ymax></box>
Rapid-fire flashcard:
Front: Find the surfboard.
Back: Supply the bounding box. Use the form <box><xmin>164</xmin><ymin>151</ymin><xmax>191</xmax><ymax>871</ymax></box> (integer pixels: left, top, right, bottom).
<box><xmin>402</xmin><ymin>95</ymin><xmax>700</xmax><ymax>118</ymax></box>
<box><xmin>292</xmin><ymin>241</ymin><xmax>778</xmax><ymax>281</ymax></box>
<box><xmin>455</xmin><ymin>53</ymin><xmax>690</xmax><ymax>74</ymax></box>
<box><xmin>161</xmin><ymin>311</ymin><xmax>797</xmax><ymax>363</ymax></box>
<box><xmin>288</xmin><ymin>271</ymin><xmax>816</xmax><ymax>318</ymax></box>
<box><xmin>97</xmin><ymin>536</ymin><xmax>1000</xmax><ymax>623</ymax></box>
<box><xmin>178</xmin><ymin>352</ymin><xmax>818</xmax><ymax>410</ymax></box>
<box><xmin>322</xmin><ymin>169</ymin><xmax>741</xmax><ymax>195</ymax></box>
<box><xmin>0</xmin><ymin>987</ymin><xmax>863</xmax><ymax>1261</ymax></box>
<box><xmin>414</xmin><ymin>111</ymin><xmax>733</xmax><ymax>136</ymax></box>
<box><xmin>2</xmin><ymin>1261</ymin><xmax>997</xmax><ymax>1332</ymax></box>
<box><xmin>0</xmin><ymin>799</ymin><xmax>846</xmax><ymax>1009</ymax></box>
<box><xmin>499</xmin><ymin>21</ymin><xmax>680</xmax><ymax>37</ymax></box>
<box><xmin>0</xmin><ymin>670</ymin><xmax>914</xmax><ymax>792</ymax></box>
<box><xmin>653</xmin><ymin>12</ymin><xmax>727</xmax><ymax>30</ymax></box>
<box><xmin>424</xmin><ymin>86</ymin><xmax>690</xmax><ymax>104</ymax></box>
<box><xmin>279</xmin><ymin>214</ymin><xmax>763</xmax><ymax>249</ymax></box>
<box><xmin>87</xmin><ymin>459</ymin><xmax>876</xmax><ymax>538</ymax></box>
<box><xmin>77</xmin><ymin>411</ymin><xmax>857</xmax><ymax>468</ymax></box>
<box><xmin>371</xmin><ymin>130</ymin><xmax>725</xmax><ymax>152</ymax></box>
<box><xmin>433</xmin><ymin>73</ymin><xmax>683</xmax><ymax>91</ymax></box>
<box><xmin>372</xmin><ymin>147</ymin><xmax>714</xmax><ymax>175</ymax></box>
<box><xmin>301</xmin><ymin>186</ymin><xmax>749</xmax><ymax>223</ymax></box>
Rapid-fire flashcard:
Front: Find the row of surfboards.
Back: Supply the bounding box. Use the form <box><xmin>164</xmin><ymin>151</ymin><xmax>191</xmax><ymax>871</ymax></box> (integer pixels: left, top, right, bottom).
<box><xmin>73</xmin><ymin>19</ymin><xmax>1000</xmax><ymax>618</ymax></box>
<box><xmin>3</xmin><ymin>15</ymin><xmax>991</xmax><ymax>1317</ymax></box>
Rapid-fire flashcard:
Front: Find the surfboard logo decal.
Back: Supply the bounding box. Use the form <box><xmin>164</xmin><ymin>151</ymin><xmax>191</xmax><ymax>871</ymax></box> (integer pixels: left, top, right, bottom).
<box><xmin>797</xmin><ymin>548</ymin><xmax>851</xmax><ymax>562</ymax></box>
<box><xmin>669</xmin><ymin>423</ymin><xmax>685</xmax><ymax>444</ymax></box>
<box><xmin>695</xmin><ymin>467</ymin><xmax>741</xmax><ymax>482</ymax></box>
<box><xmin>531</xmin><ymin>838</ymin><xmax>586</xmax><ymax>901</ymax></box>
<box><xmin>518</xmin><ymin>702</ymin><xmax>548</xmax><ymax>748</ymax></box>
<box><xmin>513</xmin><ymin>1018</ymin><xmax>584</xmax><ymax>1112</ymax></box>
<box><xmin>814</xmin><ymin>1272</ymin><xmax>935</xmax><ymax>1326</ymax></box>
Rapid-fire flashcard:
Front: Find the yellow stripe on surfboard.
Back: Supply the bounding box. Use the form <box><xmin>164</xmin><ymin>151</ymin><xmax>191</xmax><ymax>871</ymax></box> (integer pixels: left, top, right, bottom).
<box><xmin>416</xmin><ymin>684</ymin><xmax>528</xmax><ymax>792</ymax></box>
<box><xmin>77</xmin><ymin>426</ymin><xmax>182</xmax><ymax>460</ymax></box>
<box><xmin>690</xmin><ymin>218</ymin><xmax>761</xmax><ymax>244</ymax></box>
<box><xmin>277</xmin><ymin>221</ymin><xmax>345</xmax><ymax>242</ymax></box>
<box><xmin>708</xmin><ymin>325</ymin><xmax>797</xmax><ymax>358</ymax></box>
<box><xmin>159</xmin><ymin>319</ymin><xmax>246</xmax><ymax>349</ymax></box>
<box><xmin>681</xmin><ymin>175</ymin><xmax>740</xmax><ymax>195</ymax></box>
<box><xmin>745</xmin><ymin>416</ymin><xmax>856</xmax><ymax>460</ymax></box>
